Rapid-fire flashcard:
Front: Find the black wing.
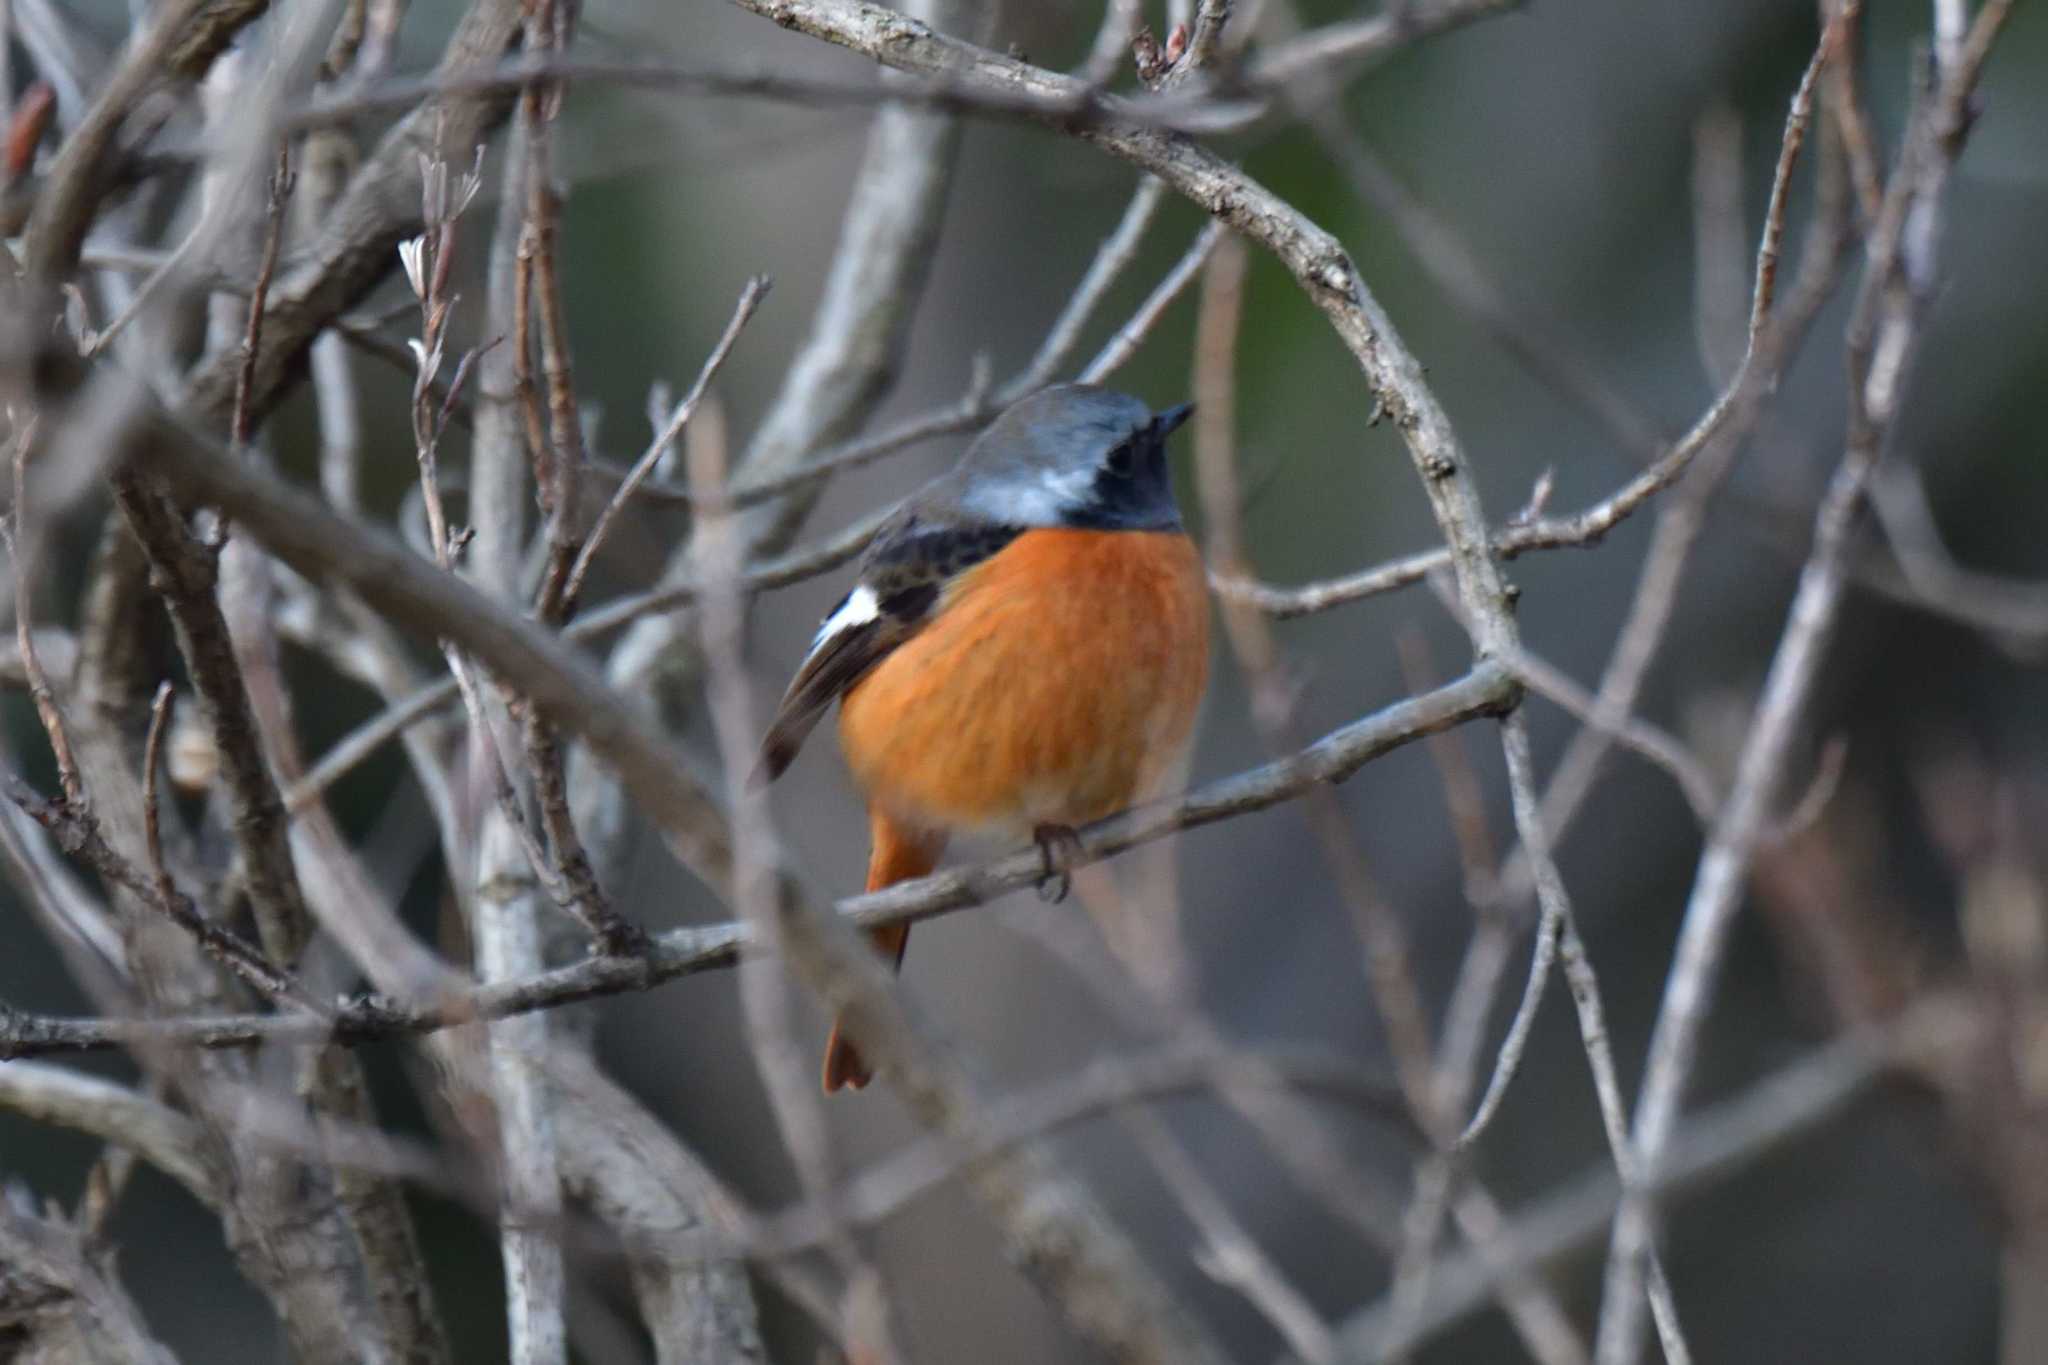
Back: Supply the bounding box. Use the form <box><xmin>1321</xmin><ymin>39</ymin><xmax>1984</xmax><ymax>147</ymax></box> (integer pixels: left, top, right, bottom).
<box><xmin>753</xmin><ymin>517</ymin><xmax>1020</xmax><ymax>784</ymax></box>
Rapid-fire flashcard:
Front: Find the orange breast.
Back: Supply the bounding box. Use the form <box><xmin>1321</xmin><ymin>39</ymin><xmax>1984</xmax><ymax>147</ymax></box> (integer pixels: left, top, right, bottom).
<box><xmin>837</xmin><ymin>527</ymin><xmax>1210</xmax><ymax>837</ymax></box>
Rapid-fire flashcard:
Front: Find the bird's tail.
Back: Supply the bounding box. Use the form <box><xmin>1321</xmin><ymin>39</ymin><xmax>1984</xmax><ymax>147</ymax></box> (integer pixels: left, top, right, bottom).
<box><xmin>822</xmin><ymin>810</ymin><xmax>944</xmax><ymax>1093</ymax></box>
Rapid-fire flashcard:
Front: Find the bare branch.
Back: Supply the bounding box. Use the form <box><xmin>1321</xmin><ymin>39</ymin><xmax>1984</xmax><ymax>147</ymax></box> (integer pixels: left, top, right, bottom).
<box><xmin>1127</xmin><ymin>1105</ymin><xmax>1338</xmax><ymax>1365</ymax></box>
<box><xmin>112</xmin><ymin>481</ymin><xmax>323</xmax><ymax>968</ymax></box>
<box><xmin>1820</xmin><ymin>0</ymin><xmax>1884</xmax><ymax>223</ymax></box>
<box><xmin>1869</xmin><ymin>462</ymin><xmax>2048</xmax><ymax>650</ymax></box>
<box><xmin>1499</xmin><ymin>641</ymin><xmax>1720</xmax><ymax>825</ymax></box>
<box><xmin>1596</xmin><ymin>7</ymin><xmax>2018</xmax><ymax>1358</ymax></box>
<box><xmin>1237</xmin><ymin>0</ymin><xmax>1515</xmax><ymax>92</ymax></box>
<box><xmin>1026</xmin><ymin>174</ymin><xmax>1167</xmax><ymax>383</ymax></box>
<box><xmin>176</xmin><ymin>0</ymin><xmax>529</xmax><ymax>437</ymax></box>
<box><xmin>1</xmin><ymin>662</ymin><xmax>1512</xmax><ymax>1057</ymax></box>
<box><xmin>1749</xmin><ymin>15</ymin><xmax>1840</xmax><ymax>341</ymax></box>
<box><xmin>1322</xmin><ymin>1022</ymin><xmax>1900</xmax><ymax>1363</ymax></box>
<box><xmin>5</xmin><ymin>415</ymin><xmax>86</xmax><ymax>808</ymax></box>
<box><xmin>0</xmin><ymin>1196</ymin><xmax>182</xmax><ymax>1365</ymax></box>
<box><xmin>228</xmin><ymin>141</ymin><xmax>294</xmax><ymax>453</ymax></box>
<box><xmin>17</xmin><ymin>0</ymin><xmax>216</xmax><ymax>284</ymax></box>
<box><xmin>5</xmin><ymin>769</ymin><xmax>306</xmax><ymax>1005</ymax></box>
<box><xmin>138</xmin><ymin>681</ymin><xmax>177</xmax><ymax>908</ymax></box>
<box><xmin>264</xmin><ymin>1</ymin><xmax>1511</xmax><ymax>145</ymax></box>
<box><xmin>711</xmin><ymin>10</ymin><xmax>1673</xmax><ymax>1357</ymax></box>
<box><xmin>548</xmin><ymin>1052</ymin><xmax>769</xmax><ymax>1365</ymax></box>
<box><xmin>0</xmin><ymin>1060</ymin><xmax>216</xmax><ymax>1206</ymax></box>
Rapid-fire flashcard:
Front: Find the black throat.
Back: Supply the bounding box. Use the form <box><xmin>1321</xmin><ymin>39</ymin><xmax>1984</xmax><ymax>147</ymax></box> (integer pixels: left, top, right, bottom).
<box><xmin>1059</xmin><ymin>428</ymin><xmax>1183</xmax><ymax>532</ymax></box>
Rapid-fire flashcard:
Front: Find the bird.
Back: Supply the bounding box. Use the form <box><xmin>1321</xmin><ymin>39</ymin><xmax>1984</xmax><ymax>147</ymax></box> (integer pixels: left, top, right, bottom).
<box><xmin>756</xmin><ymin>384</ymin><xmax>1212</xmax><ymax>1092</ymax></box>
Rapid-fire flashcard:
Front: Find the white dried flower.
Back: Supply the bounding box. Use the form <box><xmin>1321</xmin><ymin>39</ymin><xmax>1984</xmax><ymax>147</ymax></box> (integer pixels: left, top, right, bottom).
<box><xmin>407</xmin><ymin>337</ymin><xmax>444</xmax><ymax>392</ymax></box>
<box><xmin>397</xmin><ymin>235</ymin><xmax>429</xmax><ymax>300</ymax></box>
<box><xmin>453</xmin><ymin>146</ymin><xmax>487</xmax><ymax>218</ymax></box>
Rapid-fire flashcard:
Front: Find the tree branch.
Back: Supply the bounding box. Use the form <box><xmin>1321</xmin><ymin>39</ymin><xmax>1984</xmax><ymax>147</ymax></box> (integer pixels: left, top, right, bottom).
<box><xmin>1</xmin><ymin>660</ymin><xmax>1511</xmax><ymax>1057</ymax></box>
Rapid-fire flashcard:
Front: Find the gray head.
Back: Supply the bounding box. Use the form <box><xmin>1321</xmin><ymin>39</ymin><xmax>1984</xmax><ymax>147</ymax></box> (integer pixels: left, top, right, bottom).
<box><xmin>951</xmin><ymin>384</ymin><xmax>1194</xmax><ymax>531</ymax></box>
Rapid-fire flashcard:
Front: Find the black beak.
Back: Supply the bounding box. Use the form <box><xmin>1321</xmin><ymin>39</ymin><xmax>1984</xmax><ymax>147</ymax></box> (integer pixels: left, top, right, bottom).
<box><xmin>1153</xmin><ymin>402</ymin><xmax>1195</xmax><ymax>438</ymax></box>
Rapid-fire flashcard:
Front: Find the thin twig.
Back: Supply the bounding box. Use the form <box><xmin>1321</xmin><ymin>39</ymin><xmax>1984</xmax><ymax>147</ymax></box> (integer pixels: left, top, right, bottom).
<box><xmin>77</xmin><ymin>220</ymin><xmax>211</xmax><ymax>359</ymax></box>
<box><xmin>1869</xmin><ymin>463</ymin><xmax>2048</xmax><ymax>648</ymax></box>
<box><xmin>1504</xmin><ymin>646</ymin><xmax>1719</xmax><ymax>824</ymax></box>
<box><xmin>1749</xmin><ymin>13</ymin><xmax>1841</xmax><ymax>341</ymax></box>
<box><xmin>1424</xmin><ymin>571</ymin><xmax>1721</xmax><ymax>823</ymax></box>
<box><xmin>4</xmin><ymin>415</ymin><xmax>83</xmax><ymax>808</ymax></box>
<box><xmin>1384</xmin><ymin>630</ymin><xmax>1547</xmax><ymax>1361</ymax></box>
<box><xmin>1273</xmin><ymin>0</ymin><xmax>1665</xmax><ymax>469</ymax></box>
<box><xmin>1395</xmin><ymin>628</ymin><xmax>1500</xmax><ymax>912</ymax></box>
<box><xmin>404</xmin><ymin>144</ymin><xmax>605</xmax><ymax>948</ymax></box>
<box><xmin>229</xmin><ymin>140</ymin><xmax>295</xmax><ymax>452</ymax></box>
<box><xmin>1821</xmin><ymin>0</ymin><xmax>1883</xmax><ymax>224</ymax></box>
<box><xmin>1127</xmin><ymin>1106</ymin><xmax>1338</xmax><ymax>1365</ymax></box>
<box><xmin>1081</xmin><ymin>0</ymin><xmax>1145</xmax><ymax>85</ymax></box>
<box><xmin>1236</xmin><ymin>0</ymin><xmax>1513</xmax><ymax>91</ymax></box>
<box><xmin>1079</xmin><ymin>220</ymin><xmax>1225</xmax><ymax>382</ymax></box>
<box><xmin>1498</xmin><ymin>708</ymin><xmax>1692</xmax><ymax>1365</ymax></box>
<box><xmin>709</xmin><ymin>184</ymin><xmax>1200</xmax><ymax>510</ymax></box>
<box><xmin>523</xmin><ymin>63</ymin><xmax>586</xmax><ymax>629</ymax></box>
<box><xmin>1024</xmin><ymin>173</ymin><xmax>1167</xmax><ymax>384</ymax></box>
<box><xmin>139</xmin><ymin>681</ymin><xmax>177</xmax><ymax>907</ymax></box>
<box><xmin>5</xmin><ymin>768</ymin><xmax>306</xmax><ymax>1006</ymax></box>
<box><xmin>561</xmin><ymin>274</ymin><xmax>769</xmax><ymax>610</ymax></box>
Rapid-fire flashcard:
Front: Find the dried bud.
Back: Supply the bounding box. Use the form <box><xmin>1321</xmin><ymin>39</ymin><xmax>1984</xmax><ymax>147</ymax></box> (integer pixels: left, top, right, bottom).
<box><xmin>166</xmin><ymin>706</ymin><xmax>220</xmax><ymax>795</ymax></box>
<box><xmin>1132</xmin><ymin>26</ymin><xmax>1162</xmax><ymax>83</ymax></box>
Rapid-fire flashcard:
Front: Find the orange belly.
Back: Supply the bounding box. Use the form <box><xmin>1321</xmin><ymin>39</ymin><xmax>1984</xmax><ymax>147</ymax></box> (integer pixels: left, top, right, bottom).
<box><xmin>837</xmin><ymin>527</ymin><xmax>1210</xmax><ymax>837</ymax></box>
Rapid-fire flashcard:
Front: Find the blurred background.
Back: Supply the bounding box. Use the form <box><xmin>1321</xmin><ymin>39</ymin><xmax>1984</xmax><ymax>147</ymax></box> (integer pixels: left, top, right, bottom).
<box><xmin>6</xmin><ymin>1</ymin><xmax>2048</xmax><ymax>1361</ymax></box>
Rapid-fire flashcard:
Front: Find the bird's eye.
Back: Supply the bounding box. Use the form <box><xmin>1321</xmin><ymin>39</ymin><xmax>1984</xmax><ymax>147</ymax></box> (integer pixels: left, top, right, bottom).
<box><xmin>1104</xmin><ymin>440</ymin><xmax>1135</xmax><ymax>479</ymax></box>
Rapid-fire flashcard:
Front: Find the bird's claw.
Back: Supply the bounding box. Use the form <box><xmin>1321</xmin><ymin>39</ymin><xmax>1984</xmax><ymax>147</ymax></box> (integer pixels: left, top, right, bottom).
<box><xmin>1033</xmin><ymin>823</ymin><xmax>1082</xmax><ymax>903</ymax></box>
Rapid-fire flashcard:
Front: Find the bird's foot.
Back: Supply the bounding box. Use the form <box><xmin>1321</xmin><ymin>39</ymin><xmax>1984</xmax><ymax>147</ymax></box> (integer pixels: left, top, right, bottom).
<box><xmin>1032</xmin><ymin>823</ymin><xmax>1083</xmax><ymax>903</ymax></box>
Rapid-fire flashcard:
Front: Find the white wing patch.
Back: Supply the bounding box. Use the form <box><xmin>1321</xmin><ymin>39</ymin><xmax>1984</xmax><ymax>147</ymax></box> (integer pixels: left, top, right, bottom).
<box><xmin>808</xmin><ymin>584</ymin><xmax>880</xmax><ymax>656</ymax></box>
